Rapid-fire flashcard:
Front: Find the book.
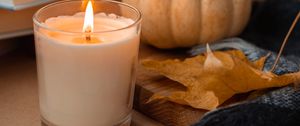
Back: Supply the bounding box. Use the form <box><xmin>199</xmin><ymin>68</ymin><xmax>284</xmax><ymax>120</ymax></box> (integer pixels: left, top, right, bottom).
<box><xmin>0</xmin><ymin>0</ymin><xmax>54</xmax><ymax>40</ymax></box>
<box><xmin>0</xmin><ymin>5</ymin><xmax>43</xmax><ymax>40</ymax></box>
<box><xmin>0</xmin><ymin>0</ymin><xmax>53</xmax><ymax>10</ymax></box>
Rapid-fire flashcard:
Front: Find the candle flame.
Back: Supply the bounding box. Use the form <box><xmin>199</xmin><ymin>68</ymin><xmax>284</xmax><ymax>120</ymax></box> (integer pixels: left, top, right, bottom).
<box><xmin>83</xmin><ymin>0</ymin><xmax>94</xmax><ymax>33</ymax></box>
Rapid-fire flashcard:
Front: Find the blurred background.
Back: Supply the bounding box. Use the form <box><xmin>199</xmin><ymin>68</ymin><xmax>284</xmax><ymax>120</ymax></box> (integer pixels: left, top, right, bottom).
<box><xmin>0</xmin><ymin>0</ymin><xmax>299</xmax><ymax>126</ymax></box>
<box><xmin>0</xmin><ymin>0</ymin><xmax>299</xmax><ymax>56</ymax></box>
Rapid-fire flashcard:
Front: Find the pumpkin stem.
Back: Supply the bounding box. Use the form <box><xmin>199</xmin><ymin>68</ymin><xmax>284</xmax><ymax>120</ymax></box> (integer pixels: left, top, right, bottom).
<box><xmin>270</xmin><ymin>11</ymin><xmax>300</xmax><ymax>72</ymax></box>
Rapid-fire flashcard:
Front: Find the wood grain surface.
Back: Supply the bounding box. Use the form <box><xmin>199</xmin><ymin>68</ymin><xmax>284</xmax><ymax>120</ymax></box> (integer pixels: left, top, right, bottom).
<box><xmin>135</xmin><ymin>44</ymin><xmax>208</xmax><ymax>126</ymax></box>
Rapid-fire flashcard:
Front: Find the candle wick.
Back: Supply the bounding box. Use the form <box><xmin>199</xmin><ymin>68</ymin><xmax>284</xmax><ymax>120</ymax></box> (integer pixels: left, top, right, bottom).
<box><xmin>86</xmin><ymin>34</ymin><xmax>91</xmax><ymax>42</ymax></box>
<box><xmin>85</xmin><ymin>28</ymin><xmax>92</xmax><ymax>42</ymax></box>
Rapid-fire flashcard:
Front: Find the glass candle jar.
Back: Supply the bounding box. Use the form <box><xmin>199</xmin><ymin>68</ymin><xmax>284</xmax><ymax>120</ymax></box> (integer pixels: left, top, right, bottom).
<box><xmin>33</xmin><ymin>0</ymin><xmax>141</xmax><ymax>125</ymax></box>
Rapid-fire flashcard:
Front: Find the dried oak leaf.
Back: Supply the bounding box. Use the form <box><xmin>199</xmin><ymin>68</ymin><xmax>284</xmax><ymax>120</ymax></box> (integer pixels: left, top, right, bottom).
<box><xmin>142</xmin><ymin>47</ymin><xmax>300</xmax><ymax>110</ymax></box>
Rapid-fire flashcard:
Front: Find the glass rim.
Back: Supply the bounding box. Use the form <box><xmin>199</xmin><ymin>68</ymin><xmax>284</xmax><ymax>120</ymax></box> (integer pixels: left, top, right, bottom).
<box><xmin>33</xmin><ymin>0</ymin><xmax>142</xmax><ymax>35</ymax></box>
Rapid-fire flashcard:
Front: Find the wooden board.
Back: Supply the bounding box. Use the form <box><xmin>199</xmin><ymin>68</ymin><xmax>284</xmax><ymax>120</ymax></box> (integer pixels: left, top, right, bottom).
<box><xmin>135</xmin><ymin>44</ymin><xmax>252</xmax><ymax>126</ymax></box>
<box><xmin>134</xmin><ymin>44</ymin><xmax>208</xmax><ymax>126</ymax></box>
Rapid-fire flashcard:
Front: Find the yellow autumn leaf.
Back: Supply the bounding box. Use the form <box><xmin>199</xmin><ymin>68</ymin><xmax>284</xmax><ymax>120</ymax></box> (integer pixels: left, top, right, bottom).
<box><xmin>142</xmin><ymin>46</ymin><xmax>300</xmax><ymax>110</ymax></box>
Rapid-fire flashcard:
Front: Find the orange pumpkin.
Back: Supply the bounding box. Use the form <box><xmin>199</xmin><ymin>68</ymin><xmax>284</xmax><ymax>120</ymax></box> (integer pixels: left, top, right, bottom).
<box><xmin>123</xmin><ymin>0</ymin><xmax>252</xmax><ymax>48</ymax></box>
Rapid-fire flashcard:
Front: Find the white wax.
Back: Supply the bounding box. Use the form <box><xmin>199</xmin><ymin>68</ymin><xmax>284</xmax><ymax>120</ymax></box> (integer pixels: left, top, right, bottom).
<box><xmin>35</xmin><ymin>12</ymin><xmax>139</xmax><ymax>126</ymax></box>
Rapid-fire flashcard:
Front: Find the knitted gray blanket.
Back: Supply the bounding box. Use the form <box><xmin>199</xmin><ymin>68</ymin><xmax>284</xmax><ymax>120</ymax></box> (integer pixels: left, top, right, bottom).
<box><xmin>190</xmin><ymin>38</ymin><xmax>300</xmax><ymax>126</ymax></box>
<box><xmin>191</xmin><ymin>0</ymin><xmax>300</xmax><ymax>124</ymax></box>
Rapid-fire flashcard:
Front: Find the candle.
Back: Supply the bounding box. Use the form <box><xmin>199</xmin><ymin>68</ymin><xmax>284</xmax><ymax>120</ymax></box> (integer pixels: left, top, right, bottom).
<box><xmin>33</xmin><ymin>0</ymin><xmax>141</xmax><ymax>126</ymax></box>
